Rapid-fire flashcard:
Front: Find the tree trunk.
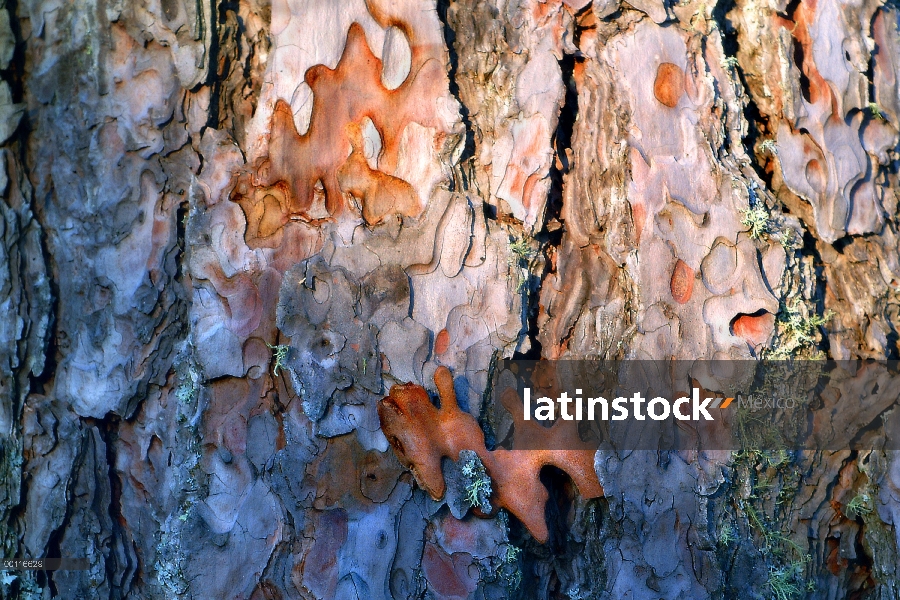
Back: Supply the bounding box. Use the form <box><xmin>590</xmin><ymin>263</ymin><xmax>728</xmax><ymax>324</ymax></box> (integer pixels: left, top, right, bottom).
<box><xmin>1</xmin><ymin>0</ymin><xmax>899</xmax><ymax>598</ymax></box>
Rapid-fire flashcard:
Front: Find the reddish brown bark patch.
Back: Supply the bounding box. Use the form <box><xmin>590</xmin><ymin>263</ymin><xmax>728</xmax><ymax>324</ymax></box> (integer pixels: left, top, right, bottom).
<box><xmin>337</xmin><ymin>122</ymin><xmax>419</xmax><ymax>225</ymax></box>
<box><xmin>434</xmin><ymin>328</ymin><xmax>450</xmax><ymax>355</ymax></box>
<box><xmin>422</xmin><ymin>543</ymin><xmax>475</xmax><ymax>600</ymax></box>
<box><xmin>238</xmin><ymin>21</ymin><xmax>448</xmax><ymax>227</ymax></box>
<box><xmin>654</xmin><ymin>62</ymin><xmax>685</xmax><ymax>108</ymax></box>
<box><xmin>670</xmin><ymin>259</ymin><xmax>694</xmax><ymax>304</ymax></box>
<box><xmin>377</xmin><ymin>366</ymin><xmax>602</xmax><ymax>543</ymax></box>
<box><xmin>731</xmin><ymin>312</ymin><xmax>775</xmax><ymax>346</ymax></box>
<box><xmin>300</xmin><ymin>509</ymin><xmax>348</xmax><ymax>599</ymax></box>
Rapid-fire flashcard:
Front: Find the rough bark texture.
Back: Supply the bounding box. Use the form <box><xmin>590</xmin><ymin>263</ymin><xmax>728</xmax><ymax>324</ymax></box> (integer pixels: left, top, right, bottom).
<box><xmin>1</xmin><ymin>0</ymin><xmax>899</xmax><ymax>598</ymax></box>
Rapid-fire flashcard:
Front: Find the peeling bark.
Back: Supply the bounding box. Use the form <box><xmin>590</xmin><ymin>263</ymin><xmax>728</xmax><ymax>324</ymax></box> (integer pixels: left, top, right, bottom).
<box><xmin>1</xmin><ymin>0</ymin><xmax>899</xmax><ymax>599</ymax></box>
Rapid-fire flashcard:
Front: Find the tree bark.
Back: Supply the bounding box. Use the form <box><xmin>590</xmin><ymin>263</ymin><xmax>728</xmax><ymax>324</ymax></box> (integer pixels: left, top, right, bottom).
<box><xmin>1</xmin><ymin>0</ymin><xmax>899</xmax><ymax>598</ymax></box>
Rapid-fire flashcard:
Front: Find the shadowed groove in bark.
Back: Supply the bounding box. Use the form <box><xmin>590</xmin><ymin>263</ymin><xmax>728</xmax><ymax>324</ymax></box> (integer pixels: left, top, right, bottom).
<box><xmin>1</xmin><ymin>3</ymin><xmax>56</xmax><ymax>596</ymax></box>
<box><xmin>437</xmin><ymin>0</ymin><xmax>476</xmax><ymax>166</ymax></box>
<box><xmin>778</xmin><ymin>0</ymin><xmax>813</xmax><ymax>105</ymax></box>
<box><xmin>1</xmin><ymin>0</ymin><xmax>24</xmax><ymax>105</ymax></box>
<box><xmin>711</xmin><ymin>0</ymin><xmax>771</xmax><ymax>183</ymax></box>
<box><xmin>802</xmin><ymin>230</ymin><xmax>831</xmax><ymax>356</ymax></box>
<box><xmin>20</xmin><ymin>218</ymin><xmax>57</xmax><ymax>399</ymax></box>
<box><xmin>512</xmin><ymin>19</ymin><xmax>582</xmax><ymax>363</ymax></box>
<box><xmin>503</xmin><ymin>16</ymin><xmax>611</xmax><ymax>598</ymax></box>
<box><xmin>205</xmin><ymin>0</ymin><xmax>226</xmax><ymax>128</ymax></box>
<box><xmin>2</xmin><ymin>0</ymin><xmax>54</xmax><ymax>403</ymax></box>
<box><xmin>207</xmin><ymin>1</ymin><xmax>253</xmax><ymax>131</ymax></box>
<box><xmin>97</xmin><ymin>415</ymin><xmax>136</xmax><ymax>599</ymax></box>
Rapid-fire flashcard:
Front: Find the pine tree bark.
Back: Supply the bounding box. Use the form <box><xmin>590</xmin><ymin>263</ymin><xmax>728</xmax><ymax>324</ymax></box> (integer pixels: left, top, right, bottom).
<box><xmin>1</xmin><ymin>0</ymin><xmax>899</xmax><ymax>598</ymax></box>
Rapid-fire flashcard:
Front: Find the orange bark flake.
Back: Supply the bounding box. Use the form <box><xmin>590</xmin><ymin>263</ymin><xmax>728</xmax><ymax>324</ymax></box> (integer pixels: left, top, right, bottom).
<box><xmin>377</xmin><ymin>366</ymin><xmax>602</xmax><ymax>543</ymax></box>
<box><xmin>670</xmin><ymin>259</ymin><xmax>694</xmax><ymax>304</ymax></box>
<box><xmin>653</xmin><ymin>62</ymin><xmax>685</xmax><ymax>108</ymax></box>
<box><xmin>434</xmin><ymin>328</ymin><xmax>450</xmax><ymax>355</ymax></box>
<box><xmin>731</xmin><ymin>312</ymin><xmax>775</xmax><ymax>346</ymax></box>
<box><xmin>242</xmin><ymin>22</ymin><xmax>449</xmax><ymax>225</ymax></box>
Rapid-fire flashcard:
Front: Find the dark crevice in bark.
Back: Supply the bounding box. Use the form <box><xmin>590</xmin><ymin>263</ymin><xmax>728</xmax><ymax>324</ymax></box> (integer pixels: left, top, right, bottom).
<box><xmin>205</xmin><ymin>0</ymin><xmax>236</xmax><ymax>128</ymax></box>
<box><xmin>883</xmin><ymin>304</ymin><xmax>900</xmax><ymax>359</ymax></box>
<box><xmin>206</xmin><ymin>6</ymin><xmax>226</xmax><ymax>127</ymax></box>
<box><xmin>711</xmin><ymin>0</ymin><xmax>774</xmax><ymax>189</ymax></box>
<box><xmin>437</xmin><ymin>0</ymin><xmax>476</xmax><ymax>167</ymax></box>
<box><xmin>43</xmin><ymin>453</ymin><xmax>73</xmax><ymax>597</ymax></box>
<box><xmin>792</xmin><ymin>40</ymin><xmax>813</xmax><ymax>104</ymax></box>
<box><xmin>832</xmin><ymin>231</ymin><xmax>881</xmax><ymax>255</ymax></box>
<box><xmin>174</xmin><ymin>201</ymin><xmax>190</xmax><ymax>285</ymax></box>
<box><xmin>20</xmin><ymin>179</ymin><xmax>59</xmax><ymax>396</ymax></box>
<box><xmin>504</xmin><ymin>19</ymin><xmax>608</xmax><ymax>599</ymax></box>
<box><xmin>514</xmin><ymin>500</ymin><xmax>607</xmax><ymax>599</ymax></box>
<box><xmin>98</xmin><ymin>415</ymin><xmax>135</xmax><ymax>599</ymax></box>
<box><xmin>803</xmin><ymin>231</ymin><xmax>832</xmax><ymax>357</ymax></box>
<box><xmin>539</xmin><ymin>465</ymin><xmax>576</xmax><ymax>550</ymax></box>
<box><xmin>778</xmin><ymin>0</ymin><xmax>812</xmax><ymax>104</ymax></box>
<box><xmin>866</xmin><ymin>10</ymin><xmax>880</xmax><ymax>107</ymax></box>
<box><xmin>821</xmin><ymin>451</ymin><xmax>877</xmax><ymax>595</ymax></box>
<box><xmin>2</xmin><ymin>0</ymin><xmax>25</xmax><ymax>104</ymax></box>
<box><xmin>546</xmin><ymin>51</ymin><xmax>579</xmax><ymax>237</ymax></box>
<box><xmin>26</xmin><ymin>241</ymin><xmax>58</xmax><ymax>397</ymax></box>
<box><xmin>777</xmin><ymin>0</ymin><xmax>804</xmax><ymax>23</ymax></box>
<box><xmin>712</xmin><ymin>0</ymin><xmax>739</xmax><ymax>58</ymax></box>
<box><xmin>513</xmin><ymin>28</ymin><xmax>581</xmax><ymax>362</ymax></box>
<box><xmin>5</xmin><ymin>0</ymin><xmax>56</xmax><ymax>399</ymax></box>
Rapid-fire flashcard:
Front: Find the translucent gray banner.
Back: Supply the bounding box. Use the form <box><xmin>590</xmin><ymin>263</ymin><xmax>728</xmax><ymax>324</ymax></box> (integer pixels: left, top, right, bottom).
<box><xmin>486</xmin><ymin>360</ymin><xmax>900</xmax><ymax>451</ymax></box>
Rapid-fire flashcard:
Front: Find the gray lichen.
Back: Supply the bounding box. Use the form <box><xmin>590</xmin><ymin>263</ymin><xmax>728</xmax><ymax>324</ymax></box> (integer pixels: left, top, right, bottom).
<box><xmin>459</xmin><ymin>450</ymin><xmax>492</xmax><ymax>514</ymax></box>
